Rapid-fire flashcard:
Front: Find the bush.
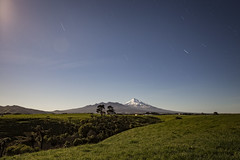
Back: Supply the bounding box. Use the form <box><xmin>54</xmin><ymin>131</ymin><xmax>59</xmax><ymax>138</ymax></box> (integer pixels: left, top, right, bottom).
<box><xmin>78</xmin><ymin>123</ymin><xmax>95</xmax><ymax>138</ymax></box>
<box><xmin>73</xmin><ymin>138</ymin><xmax>87</xmax><ymax>146</ymax></box>
<box><xmin>176</xmin><ymin>116</ymin><xmax>182</xmax><ymax>119</ymax></box>
<box><xmin>47</xmin><ymin>136</ymin><xmax>58</xmax><ymax>146</ymax></box>
<box><xmin>6</xmin><ymin>144</ymin><xmax>34</xmax><ymax>156</ymax></box>
<box><xmin>63</xmin><ymin>141</ymin><xmax>71</xmax><ymax>148</ymax></box>
<box><xmin>34</xmin><ymin>147</ymin><xmax>40</xmax><ymax>152</ymax></box>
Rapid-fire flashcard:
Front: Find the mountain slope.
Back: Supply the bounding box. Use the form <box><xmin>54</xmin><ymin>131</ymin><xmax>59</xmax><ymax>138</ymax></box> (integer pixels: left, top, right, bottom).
<box><xmin>0</xmin><ymin>105</ymin><xmax>50</xmax><ymax>114</ymax></box>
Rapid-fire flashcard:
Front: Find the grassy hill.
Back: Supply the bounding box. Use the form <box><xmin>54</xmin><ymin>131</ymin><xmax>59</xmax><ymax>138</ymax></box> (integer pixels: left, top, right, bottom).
<box><xmin>0</xmin><ymin>105</ymin><xmax>50</xmax><ymax>114</ymax></box>
<box><xmin>2</xmin><ymin>114</ymin><xmax>240</xmax><ymax>160</ymax></box>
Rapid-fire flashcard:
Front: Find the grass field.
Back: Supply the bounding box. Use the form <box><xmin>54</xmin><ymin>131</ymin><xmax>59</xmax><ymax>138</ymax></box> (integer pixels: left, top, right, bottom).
<box><xmin>2</xmin><ymin>114</ymin><xmax>240</xmax><ymax>160</ymax></box>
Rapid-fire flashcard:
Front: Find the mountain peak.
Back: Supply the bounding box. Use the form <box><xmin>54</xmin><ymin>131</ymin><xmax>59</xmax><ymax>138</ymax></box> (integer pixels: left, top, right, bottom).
<box><xmin>125</xmin><ymin>98</ymin><xmax>151</xmax><ymax>108</ymax></box>
<box><xmin>126</xmin><ymin>98</ymin><xmax>141</xmax><ymax>105</ymax></box>
<box><xmin>130</xmin><ymin>98</ymin><xmax>141</xmax><ymax>103</ymax></box>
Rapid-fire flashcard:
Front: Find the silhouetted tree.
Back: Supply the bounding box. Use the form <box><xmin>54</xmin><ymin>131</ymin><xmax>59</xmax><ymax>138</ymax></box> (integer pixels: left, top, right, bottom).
<box><xmin>213</xmin><ymin>112</ymin><xmax>219</xmax><ymax>115</ymax></box>
<box><xmin>96</xmin><ymin>105</ymin><xmax>105</xmax><ymax>116</ymax></box>
<box><xmin>107</xmin><ymin>106</ymin><xmax>116</xmax><ymax>115</ymax></box>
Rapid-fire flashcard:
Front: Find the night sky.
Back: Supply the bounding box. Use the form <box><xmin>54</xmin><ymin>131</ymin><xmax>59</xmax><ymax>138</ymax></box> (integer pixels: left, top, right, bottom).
<box><xmin>0</xmin><ymin>0</ymin><xmax>240</xmax><ymax>112</ymax></box>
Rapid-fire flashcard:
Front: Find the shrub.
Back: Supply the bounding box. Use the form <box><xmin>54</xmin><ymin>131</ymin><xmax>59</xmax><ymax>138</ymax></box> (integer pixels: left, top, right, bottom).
<box><xmin>47</xmin><ymin>136</ymin><xmax>58</xmax><ymax>146</ymax></box>
<box><xmin>20</xmin><ymin>144</ymin><xmax>34</xmax><ymax>153</ymax></box>
<box><xmin>6</xmin><ymin>144</ymin><xmax>34</xmax><ymax>156</ymax></box>
<box><xmin>78</xmin><ymin>123</ymin><xmax>96</xmax><ymax>138</ymax></box>
<box><xmin>34</xmin><ymin>147</ymin><xmax>40</xmax><ymax>152</ymax></box>
<box><xmin>176</xmin><ymin>116</ymin><xmax>182</xmax><ymax>119</ymax></box>
<box><xmin>73</xmin><ymin>138</ymin><xmax>87</xmax><ymax>146</ymax></box>
<box><xmin>63</xmin><ymin>141</ymin><xmax>71</xmax><ymax>148</ymax></box>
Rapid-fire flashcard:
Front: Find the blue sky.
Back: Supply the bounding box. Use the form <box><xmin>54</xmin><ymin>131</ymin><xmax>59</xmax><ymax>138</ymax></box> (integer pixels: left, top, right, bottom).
<box><xmin>0</xmin><ymin>0</ymin><xmax>240</xmax><ymax>112</ymax></box>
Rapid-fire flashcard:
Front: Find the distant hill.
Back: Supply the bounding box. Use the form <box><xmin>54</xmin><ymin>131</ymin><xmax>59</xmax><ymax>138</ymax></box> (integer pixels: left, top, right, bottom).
<box><xmin>0</xmin><ymin>105</ymin><xmax>50</xmax><ymax>114</ymax></box>
<box><xmin>54</xmin><ymin>98</ymin><xmax>178</xmax><ymax>114</ymax></box>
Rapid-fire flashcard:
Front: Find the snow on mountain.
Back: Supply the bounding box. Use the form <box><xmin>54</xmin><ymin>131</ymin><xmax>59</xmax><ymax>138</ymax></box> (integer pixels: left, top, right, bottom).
<box><xmin>125</xmin><ymin>98</ymin><xmax>178</xmax><ymax>113</ymax></box>
<box><xmin>125</xmin><ymin>98</ymin><xmax>152</xmax><ymax>109</ymax></box>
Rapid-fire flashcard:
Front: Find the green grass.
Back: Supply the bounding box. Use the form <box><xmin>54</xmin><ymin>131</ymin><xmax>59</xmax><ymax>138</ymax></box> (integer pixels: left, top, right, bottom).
<box><xmin>2</xmin><ymin>114</ymin><xmax>240</xmax><ymax>160</ymax></box>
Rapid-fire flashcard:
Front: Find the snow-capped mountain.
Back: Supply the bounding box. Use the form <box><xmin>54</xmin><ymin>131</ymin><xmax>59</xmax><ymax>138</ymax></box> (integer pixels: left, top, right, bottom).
<box><xmin>54</xmin><ymin>98</ymin><xmax>178</xmax><ymax>114</ymax></box>
<box><xmin>125</xmin><ymin>98</ymin><xmax>152</xmax><ymax>109</ymax></box>
<box><xmin>125</xmin><ymin>98</ymin><xmax>177</xmax><ymax>113</ymax></box>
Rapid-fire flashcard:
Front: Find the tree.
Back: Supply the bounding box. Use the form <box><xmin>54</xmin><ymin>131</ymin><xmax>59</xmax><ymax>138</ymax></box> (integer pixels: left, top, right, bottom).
<box><xmin>107</xmin><ymin>106</ymin><xmax>116</xmax><ymax>115</ymax></box>
<box><xmin>96</xmin><ymin>105</ymin><xmax>105</xmax><ymax>116</ymax></box>
<box><xmin>34</xmin><ymin>125</ymin><xmax>47</xmax><ymax>150</ymax></box>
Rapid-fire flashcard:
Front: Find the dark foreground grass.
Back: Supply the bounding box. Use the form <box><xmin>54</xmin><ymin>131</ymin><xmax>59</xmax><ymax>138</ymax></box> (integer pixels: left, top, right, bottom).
<box><xmin>2</xmin><ymin>115</ymin><xmax>240</xmax><ymax>160</ymax></box>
